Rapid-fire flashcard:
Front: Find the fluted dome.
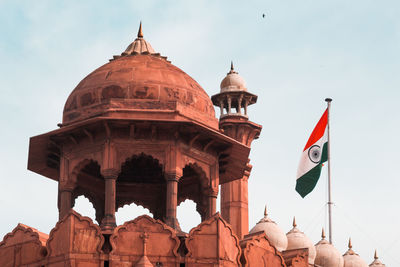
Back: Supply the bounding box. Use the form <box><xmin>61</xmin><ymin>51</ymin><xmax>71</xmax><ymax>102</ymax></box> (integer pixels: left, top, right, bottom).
<box><xmin>220</xmin><ymin>62</ymin><xmax>247</xmax><ymax>93</ymax></box>
<box><xmin>249</xmin><ymin>206</ymin><xmax>288</xmax><ymax>252</ymax></box>
<box><xmin>315</xmin><ymin>229</ymin><xmax>344</xmax><ymax>267</ymax></box>
<box><xmin>369</xmin><ymin>250</ymin><xmax>386</xmax><ymax>267</ymax></box>
<box><xmin>286</xmin><ymin>217</ymin><xmax>316</xmax><ymax>264</ymax></box>
<box><xmin>62</xmin><ymin>23</ymin><xmax>216</xmax><ymax>128</ymax></box>
<box><xmin>122</xmin><ymin>22</ymin><xmax>155</xmax><ymax>55</ymax></box>
<box><xmin>343</xmin><ymin>239</ymin><xmax>368</xmax><ymax>267</ymax></box>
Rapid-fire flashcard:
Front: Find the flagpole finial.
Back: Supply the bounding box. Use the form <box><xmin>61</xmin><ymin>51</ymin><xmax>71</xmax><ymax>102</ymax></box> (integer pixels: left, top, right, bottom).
<box><xmin>264</xmin><ymin>205</ymin><xmax>267</xmax><ymax>217</ymax></box>
<box><xmin>348</xmin><ymin>238</ymin><xmax>352</xmax><ymax>249</ymax></box>
<box><xmin>374</xmin><ymin>249</ymin><xmax>378</xmax><ymax>259</ymax></box>
<box><xmin>292</xmin><ymin>216</ymin><xmax>297</xmax><ymax>227</ymax></box>
<box><xmin>137</xmin><ymin>21</ymin><xmax>144</xmax><ymax>38</ymax></box>
<box><xmin>325</xmin><ymin>98</ymin><xmax>332</xmax><ymax>103</ymax></box>
<box><xmin>321</xmin><ymin>228</ymin><xmax>326</xmax><ymax>239</ymax></box>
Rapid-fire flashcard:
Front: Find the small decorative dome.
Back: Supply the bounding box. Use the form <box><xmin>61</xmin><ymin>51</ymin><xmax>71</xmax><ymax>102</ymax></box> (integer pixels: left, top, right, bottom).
<box><xmin>249</xmin><ymin>206</ymin><xmax>288</xmax><ymax>252</ymax></box>
<box><xmin>315</xmin><ymin>228</ymin><xmax>344</xmax><ymax>267</ymax></box>
<box><xmin>369</xmin><ymin>250</ymin><xmax>386</xmax><ymax>267</ymax></box>
<box><xmin>122</xmin><ymin>22</ymin><xmax>156</xmax><ymax>55</ymax></box>
<box><xmin>343</xmin><ymin>238</ymin><xmax>368</xmax><ymax>267</ymax></box>
<box><xmin>220</xmin><ymin>62</ymin><xmax>247</xmax><ymax>93</ymax></box>
<box><xmin>286</xmin><ymin>217</ymin><xmax>316</xmax><ymax>264</ymax></box>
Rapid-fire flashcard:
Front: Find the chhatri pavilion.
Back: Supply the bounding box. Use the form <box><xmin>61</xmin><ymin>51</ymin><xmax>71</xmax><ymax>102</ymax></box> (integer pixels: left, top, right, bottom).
<box><xmin>0</xmin><ymin>23</ymin><xmax>385</xmax><ymax>267</ymax></box>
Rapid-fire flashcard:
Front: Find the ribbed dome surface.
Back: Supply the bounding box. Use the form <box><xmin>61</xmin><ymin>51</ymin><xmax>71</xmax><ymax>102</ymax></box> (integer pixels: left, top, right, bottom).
<box><xmin>344</xmin><ymin>252</ymin><xmax>368</xmax><ymax>267</ymax></box>
<box><xmin>286</xmin><ymin>218</ymin><xmax>316</xmax><ymax>264</ymax></box>
<box><xmin>249</xmin><ymin>207</ymin><xmax>288</xmax><ymax>252</ymax></box>
<box><xmin>369</xmin><ymin>258</ymin><xmax>386</xmax><ymax>267</ymax></box>
<box><xmin>315</xmin><ymin>231</ymin><xmax>344</xmax><ymax>267</ymax></box>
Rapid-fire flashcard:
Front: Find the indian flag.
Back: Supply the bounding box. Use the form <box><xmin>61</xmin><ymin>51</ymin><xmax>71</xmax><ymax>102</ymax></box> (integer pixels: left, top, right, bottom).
<box><xmin>296</xmin><ymin>109</ymin><xmax>329</xmax><ymax>198</ymax></box>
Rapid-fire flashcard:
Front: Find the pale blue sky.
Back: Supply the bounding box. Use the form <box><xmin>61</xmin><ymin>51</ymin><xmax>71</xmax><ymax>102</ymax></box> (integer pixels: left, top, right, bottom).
<box><xmin>0</xmin><ymin>1</ymin><xmax>399</xmax><ymax>265</ymax></box>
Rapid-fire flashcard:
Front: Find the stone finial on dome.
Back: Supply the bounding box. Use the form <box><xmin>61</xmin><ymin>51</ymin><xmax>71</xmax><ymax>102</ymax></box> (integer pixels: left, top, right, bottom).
<box><xmin>121</xmin><ymin>22</ymin><xmax>156</xmax><ymax>56</ymax></box>
<box><xmin>264</xmin><ymin>205</ymin><xmax>268</xmax><ymax>217</ymax></box>
<box><xmin>292</xmin><ymin>216</ymin><xmax>297</xmax><ymax>228</ymax></box>
<box><xmin>321</xmin><ymin>227</ymin><xmax>326</xmax><ymax>239</ymax></box>
<box><xmin>228</xmin><ymin>61</ymin><xmax>238</xmax><ymax>75</ymax></box>
<box><xmin>138</xmin><ymin>21</ymin><xmax>144</xmax><ymax>38</ymax></box>
<box><xmin>369</xmin><ymin>250</ymin><xmax>386</xmax><ymax>267</ymax></box>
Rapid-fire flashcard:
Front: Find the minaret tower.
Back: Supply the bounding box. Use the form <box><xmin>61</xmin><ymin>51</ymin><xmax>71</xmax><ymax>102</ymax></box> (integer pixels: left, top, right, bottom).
<box><xmin>211</xmin><ymin>62</ymin><xmax>262</xmax><ymax>239</ymax></box>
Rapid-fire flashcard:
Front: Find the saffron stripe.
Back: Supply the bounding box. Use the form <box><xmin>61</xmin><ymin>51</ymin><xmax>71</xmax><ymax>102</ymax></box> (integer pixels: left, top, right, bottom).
<box><xmin>303</xmin><ymin>109</ymin><xmax>328</xmax><ymax>151</ymax></box>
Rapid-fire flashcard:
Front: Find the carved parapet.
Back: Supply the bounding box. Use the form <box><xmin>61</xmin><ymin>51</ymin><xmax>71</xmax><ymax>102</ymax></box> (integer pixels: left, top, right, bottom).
<box><xmin>281</xmin><ymin>248</ymin><xmax>309</xmax><ymax>267</ymax></box>
<box><xmin>0</xmin><ymin>223</ymin><xmax>48</xmax><ymax>267</ymax></box>
<box><xmin>240</xmin><ymin>231</ymin><xmax>286</xmax><ymax>267</ymax></box>
<box><xmin>185</xmin><ymin>213</ymin><xmax>241</xmax><ymax>267</ymax></box>
<box><xmin>110</xmin><ymin>215</ymin><xmax>180</xmax><ymax>267</ymax></box>
<box><xmin>46</xmin><ymin>210</ymin><xmax>104</xmax><ymax>265</ymax></box>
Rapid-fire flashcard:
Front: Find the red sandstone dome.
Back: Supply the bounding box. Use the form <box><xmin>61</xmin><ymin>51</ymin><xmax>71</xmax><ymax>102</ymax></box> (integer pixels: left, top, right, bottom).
<box><xmin>62</xmin><ymin>26</ymin><xmax>216</xmax><ymax>128</ymax></box>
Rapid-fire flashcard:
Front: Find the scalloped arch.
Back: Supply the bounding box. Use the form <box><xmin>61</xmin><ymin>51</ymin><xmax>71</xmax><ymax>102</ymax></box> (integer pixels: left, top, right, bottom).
<box><xmin>72</xmin><ymin>191</ymin><xmax>103</xmax><ymax>224</ymax></box>
<box><xmin>70</xmin><ymin>158</ymin><xmax>103</xmax><ymax>185</ymax></box>
<box><xmin>121</xmin><ymin>152</ymin><xmax>165</xmax><ymax>171</ymax></box>
<box><xmin>182</xmin><ymin>162</ymin><xmax>209</xmax><ymax>187</ymax></box>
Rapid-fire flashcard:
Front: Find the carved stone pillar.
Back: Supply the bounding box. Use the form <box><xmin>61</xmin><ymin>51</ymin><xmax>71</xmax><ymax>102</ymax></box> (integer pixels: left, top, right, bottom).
<box><xmin>219</xmin><ymin>100</ymin><xmax>224</xmax><ymax>116</ymax></box>
<box><xmin>101</xmin><ymin>168</ymin><xmax>118</xmax><ymax>230</ymax></box>
<box><xmin>165</xmin><ymin>172</ymin><xmax>179</xmax><ymax>229</ymax></box>
<box><xmin>207</xmin><ymin>188</ymin><xmax>218</xmax><ymax>218</ymax></box>
<box><xmin>59</xmin><ymin>188</ymin><xmax>73</xmax><ymax>220</ymax></box>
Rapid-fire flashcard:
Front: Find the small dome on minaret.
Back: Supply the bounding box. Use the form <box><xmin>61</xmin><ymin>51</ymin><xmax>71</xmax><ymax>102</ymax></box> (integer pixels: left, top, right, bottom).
<box><xmin>249</xmin><ymin>205</ymin><xmax>288</xmax><ymax>252</ymax></box>
<box><xmin>314</xmin><ymin>228</ymin><xmax>344</xmax><ymax>267</ymax></box>
<box><xmin>122</xmin><ymin>22</ymin><xmax>156</xmax><ymax>55</ymax></box>
<box><xmin>286</xmin><ymin>216</ymin><xmax>316</xmax><ymax>265</ymax></box>
<box><xmin>220</xmin><ymin>62</ymin><xmax>247</xmax><ymax>92</ymax></box>
<box><xmin>211</xmin><ymin>62</ymin><xmax>258</xmax><ymax>119</ymax></box>
<box><xmin>343</xmin><ymin>238</ymin><xmax>368</xmax><ymax>267</ymax></box>
<box><xmin>369</xmin><ymin>250</ymin><xmax>386</xmax><ymax>267</ymax></box>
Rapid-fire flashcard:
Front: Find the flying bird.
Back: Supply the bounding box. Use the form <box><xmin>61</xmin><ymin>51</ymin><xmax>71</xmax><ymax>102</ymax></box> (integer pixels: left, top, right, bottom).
<box><xmin>262</xmin><ymin>13</ymin><xmax>266</xmax><ymax>18</ymax></box>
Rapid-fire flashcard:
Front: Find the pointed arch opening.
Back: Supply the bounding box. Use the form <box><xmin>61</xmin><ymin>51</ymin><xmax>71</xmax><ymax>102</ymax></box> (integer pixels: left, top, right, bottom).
<box><xmin>178</xmin><ymin>163</ymin><xmax>209</xmax><ymax>222</ymax></box>
<box><xmin>71</xmin><ymin>160</ymin><xmax>105</xmax><ymax>224</ymax></box>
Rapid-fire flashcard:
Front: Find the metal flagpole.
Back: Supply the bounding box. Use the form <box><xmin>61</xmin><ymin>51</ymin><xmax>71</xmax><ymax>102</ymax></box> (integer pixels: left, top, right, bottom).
<box><xmin>325</xmin><ymin>98</ymin><xmax>333</xmax><ymax>244</ymax></box>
